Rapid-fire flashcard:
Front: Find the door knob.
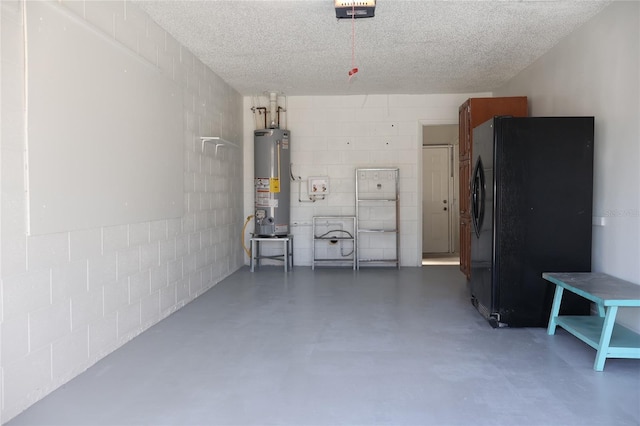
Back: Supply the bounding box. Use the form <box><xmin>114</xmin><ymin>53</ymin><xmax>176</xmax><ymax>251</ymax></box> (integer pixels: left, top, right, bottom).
<box><xmin>444</xmin><ymin>207</ymin><xmax>448</xmax><ymax>211</ymax></box>
<box><xmin>443</xmin><ymin>200</ymin><xmax>447</xmax><ymax>204</ymax></box>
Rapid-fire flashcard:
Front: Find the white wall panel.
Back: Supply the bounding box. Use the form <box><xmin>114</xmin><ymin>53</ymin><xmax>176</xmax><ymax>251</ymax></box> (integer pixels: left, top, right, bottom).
<box><xmin>26</xmin><ymin>2</ymin><xmax>183</xmax><ymax>236</ymax></box>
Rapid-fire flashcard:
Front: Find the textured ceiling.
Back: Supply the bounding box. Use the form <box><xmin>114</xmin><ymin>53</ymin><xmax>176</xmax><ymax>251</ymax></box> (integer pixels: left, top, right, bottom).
<box><xmin>134</xmin><ymin>0</ymin><xmax>610</xmax><ymax>96</ymax></box>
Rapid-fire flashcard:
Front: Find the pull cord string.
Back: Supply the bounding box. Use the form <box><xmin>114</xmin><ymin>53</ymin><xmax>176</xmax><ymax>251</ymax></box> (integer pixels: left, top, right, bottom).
<box><xmin>348</xmin><ymin>3</ymin><xmax>358</xmax><ymax>81</ymax></box>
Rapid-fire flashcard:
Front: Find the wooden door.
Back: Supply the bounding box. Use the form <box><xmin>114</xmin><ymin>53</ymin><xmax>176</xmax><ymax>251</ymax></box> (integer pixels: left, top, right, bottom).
<box><xmin>423</xmin><ymin>147</ymin><xmax>451</xmax><ymax>253</ymax></box>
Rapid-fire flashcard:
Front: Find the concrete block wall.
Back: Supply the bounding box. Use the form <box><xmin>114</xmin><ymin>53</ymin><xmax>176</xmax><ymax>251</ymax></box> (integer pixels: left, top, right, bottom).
<box><xmin>242</xmin><ymin>93</ymin><xmax>490</xmax><ymax>268</ymax></box>
<box><xmin>0</xmin><ymin>1</ymin><xmax>243</xmax><ymax>422</ymax></box>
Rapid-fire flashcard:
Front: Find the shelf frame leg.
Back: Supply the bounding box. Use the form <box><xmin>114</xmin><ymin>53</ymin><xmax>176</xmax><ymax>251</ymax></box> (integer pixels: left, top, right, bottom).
<box><xmin>250</xmin><ymin>239</ymin><xmax>256</xmax><ymax>272</ymax></box>
<box><xmin>283</xmin><ymin>239</ymin><xmax>288</xmax><ymax>272</ymax></box>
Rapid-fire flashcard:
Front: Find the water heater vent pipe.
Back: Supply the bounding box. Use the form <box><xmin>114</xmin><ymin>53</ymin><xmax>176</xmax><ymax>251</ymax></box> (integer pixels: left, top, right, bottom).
<box><xmin>269</xmin><ymin>92</ymin><xmax>278</xmax><ymax>128</ymax></box>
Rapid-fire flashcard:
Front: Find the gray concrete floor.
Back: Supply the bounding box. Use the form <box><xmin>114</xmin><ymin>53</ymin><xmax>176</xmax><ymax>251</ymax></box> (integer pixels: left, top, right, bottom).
<box><xmin>8</xmin><ymin>266</ymin><xmax>640</xmax><ymax>426</ymax></box>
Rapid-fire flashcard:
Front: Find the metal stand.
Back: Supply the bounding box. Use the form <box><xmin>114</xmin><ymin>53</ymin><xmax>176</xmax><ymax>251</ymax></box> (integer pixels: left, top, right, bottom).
<box><xmin>249</xmin><ymin>235</ymin><xmax>294</xmax><ymax>272</ymax></box>
<box><xmin>355</xmin><ymin>168</ymin><xmax>400</xmax><ymax>269</ymax></box>
<box><xmin>312</xmin><ymin>216</ymin><xmax>356</xmax><ymax>270</ymax></box>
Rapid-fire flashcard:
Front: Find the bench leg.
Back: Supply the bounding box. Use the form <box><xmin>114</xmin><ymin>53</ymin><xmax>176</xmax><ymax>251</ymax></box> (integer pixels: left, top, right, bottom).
<box><xmin>547</xmin><ymin>285</ymin><xmax>564</xmax><ymax>335</ymax></box>
<box><xmin>594</xmin><ymin>306</ymin><xmax>618</xmax><ymax>372</ymax></box>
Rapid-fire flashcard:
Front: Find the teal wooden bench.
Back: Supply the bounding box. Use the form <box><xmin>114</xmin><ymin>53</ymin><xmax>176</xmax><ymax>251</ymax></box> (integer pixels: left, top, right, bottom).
<box><xmin>544</xmin><ymin>272</ymin><xmax>640</xmax><ymax>371</ymax></box>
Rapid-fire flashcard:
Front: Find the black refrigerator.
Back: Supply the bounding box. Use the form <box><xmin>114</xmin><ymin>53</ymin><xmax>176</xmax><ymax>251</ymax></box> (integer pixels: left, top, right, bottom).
<box><xmin>470</xmin><ymin>116</ymin><xmax>593</xmax><ymax>328</ymax></box>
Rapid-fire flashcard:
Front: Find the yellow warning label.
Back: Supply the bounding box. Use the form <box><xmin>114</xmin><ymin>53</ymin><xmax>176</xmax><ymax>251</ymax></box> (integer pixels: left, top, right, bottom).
<box><xmin>270</xmin><ymin>178</ymin><xmax>280</xmax><ymax>193</ymax></box>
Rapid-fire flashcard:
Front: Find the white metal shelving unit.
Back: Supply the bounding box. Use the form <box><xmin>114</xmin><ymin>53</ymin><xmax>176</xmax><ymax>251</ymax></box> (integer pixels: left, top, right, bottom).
<box><xmin>312</xmin><ymin>216</ymin><xmax>356</xmax><ymax>270</ymax></box>
<box><xmin>355</xmin><ymin>167</ymin><xmax>399</xmax><ymax>269</ymax></box>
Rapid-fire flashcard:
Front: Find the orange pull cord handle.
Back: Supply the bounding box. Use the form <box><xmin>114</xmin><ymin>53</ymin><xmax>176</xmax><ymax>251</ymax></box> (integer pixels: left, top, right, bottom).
<box><xmin>349</xmin><ymin>3</ymin><xmax>359</xmax><ymax>80</ymax></box>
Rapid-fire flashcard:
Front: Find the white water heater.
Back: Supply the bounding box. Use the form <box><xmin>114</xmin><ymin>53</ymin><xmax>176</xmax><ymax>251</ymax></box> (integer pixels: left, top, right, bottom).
<box><xmin>254</xmin><ymin>128</ymin><xmax>290</xmax><ymax>236</ymax></box>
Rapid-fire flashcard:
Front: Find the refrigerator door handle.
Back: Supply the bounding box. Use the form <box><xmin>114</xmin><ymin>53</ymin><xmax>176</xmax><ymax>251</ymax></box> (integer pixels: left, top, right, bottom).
<box><xmin>471</xmin><ymin>156</ymin><xmax>485</xmax><ymax>238</ymax></box>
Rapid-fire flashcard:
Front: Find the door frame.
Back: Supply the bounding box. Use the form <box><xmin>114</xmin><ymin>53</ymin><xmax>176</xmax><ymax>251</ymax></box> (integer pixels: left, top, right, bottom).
<box><xmin>416</xmin><ymin>120</ymin><xmax>459</xmax><ymax>265</ymax></box>
<box><xmin>422</xmin><ymin>144</ymin><xmax>455</xmax><ymax>253</ymax></box>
